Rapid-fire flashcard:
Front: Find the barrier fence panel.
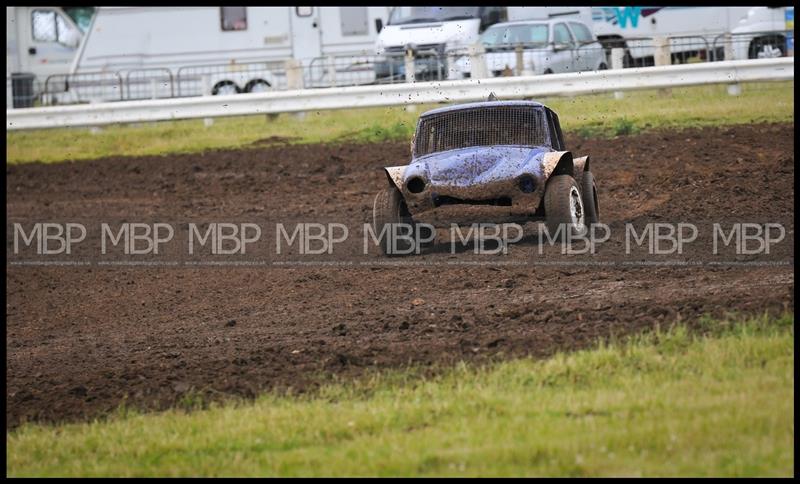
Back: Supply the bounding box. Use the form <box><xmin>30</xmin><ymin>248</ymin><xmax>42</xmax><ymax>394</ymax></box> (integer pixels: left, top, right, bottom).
<box><xmin>305</xmin><ymin>54</ymin><xmax>381</xmax><ymax>89</ymax></box>
<box><xmin>125</xmin><ymin>68</ymin><xmax>174</xmax><ymax>100</ymax></box>
<box><xmin>175</xmin><ymin>61</ymin><xmax>288</xmax><ymax>97</ymax></box>
<box><xmin>42</xmin><ymin>71</ymin><xmax>124</xmax><ymax>106</ymax></box>
<box><xmin>711</xmin><ymin>30</ymin><xmax>795</xmax><ymax>62</ymax></box>
<box><xmin>668</xmin><ymin>35</ymin><xmax>711</xmax><ymax>64</ymax></box>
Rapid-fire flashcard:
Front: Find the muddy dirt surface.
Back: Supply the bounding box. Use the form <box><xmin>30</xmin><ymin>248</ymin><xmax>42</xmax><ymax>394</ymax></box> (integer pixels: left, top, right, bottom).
<box><xmin>6</xmin><ymin>123</ymin><xmax>795</xmax><ymax>427</ymax></box>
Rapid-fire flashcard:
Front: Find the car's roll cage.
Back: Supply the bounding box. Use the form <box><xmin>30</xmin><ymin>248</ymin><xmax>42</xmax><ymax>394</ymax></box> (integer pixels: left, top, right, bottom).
<box><xmin>409</xmin><ymin>101</ymin><xmax>566</xmax><ymax>159</ymax></box>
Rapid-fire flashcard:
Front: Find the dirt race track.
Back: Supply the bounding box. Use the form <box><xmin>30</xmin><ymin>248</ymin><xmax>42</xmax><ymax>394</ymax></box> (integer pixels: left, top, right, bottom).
<box><xmin>6</xmin><ymin>122</ymin><xmax>795</xmax><ymax>427</ymax></box>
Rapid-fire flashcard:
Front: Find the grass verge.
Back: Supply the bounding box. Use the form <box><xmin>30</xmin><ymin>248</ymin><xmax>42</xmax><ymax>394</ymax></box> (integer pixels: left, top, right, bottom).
<box><xmin>6</xmin><ymin>81</ymin><xmax>793</xmax><ymax>164</ymax></box>
<box><xmin>6</xmin><ymin>312</ymin><xmax>794</xmax><ymax>477</ymax></box>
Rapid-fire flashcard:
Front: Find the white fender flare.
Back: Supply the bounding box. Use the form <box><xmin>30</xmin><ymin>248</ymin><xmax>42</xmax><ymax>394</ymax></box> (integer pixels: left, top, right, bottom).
<box><xmin>383</xmin><ymin>166</ymin><xmax>407</xmax><ymax>191</ymax></box>
<box><xmin>542</xmin><ymin>151</ymin><xmax>574</xmax><ymax>180</ymax></box>
<box><xmin>573</xmin><ymin>155</ymin><xmax>590</xmax><ymax>174</ymax></box>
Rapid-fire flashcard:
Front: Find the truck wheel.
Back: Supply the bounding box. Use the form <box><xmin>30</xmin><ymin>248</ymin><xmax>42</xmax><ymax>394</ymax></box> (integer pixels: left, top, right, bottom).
<box><xmin>372</xmin><ymin>187</ymin><xmax>419</xmax><ymax>256</ymax></box>
<box><xmin>544</xmin><ymin>174</ymin><xmax>585</xmax><ymax>239</ymax></box>
<box><xmin>748</xmin><ymin>36</ymin><xmax>786</xmax><ymax>59</ymax></box>
<box><xmin>245</xmin><ymin>79</ymin><xmax>271</xmax><ymax>93</ymax></box>
<box><xmin>211</xmin><ymin>81</ymin><xmax>240</xmax><ymax>96</ymax></box>
<box><xmin>580</xmin><ymin>171</ymin><xmax>600</xmax><ymax>226</ymax></box>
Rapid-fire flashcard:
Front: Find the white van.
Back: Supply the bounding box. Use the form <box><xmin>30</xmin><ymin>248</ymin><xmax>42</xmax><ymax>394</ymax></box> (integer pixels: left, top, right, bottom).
<box><xmin>373</xmin><ymin>7</ymin><xmax>592</xmax><ymax>80</ymax></box>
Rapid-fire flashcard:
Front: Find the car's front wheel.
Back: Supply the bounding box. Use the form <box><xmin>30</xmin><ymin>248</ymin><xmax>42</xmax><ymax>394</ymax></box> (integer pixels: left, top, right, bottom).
<box><xmin>580</xmin><ymin>171</ymin><xmax>600</xmax><ymax>226</ymax></box>
<box><xmin>372</xmin><ymin>187</ymin><xmax>428</xmax><ymax>256</ymax></box>
<box><xmin>544</xmin><ymin>174</ymin><xmax>585</xmax><ymax>239</ymax></box>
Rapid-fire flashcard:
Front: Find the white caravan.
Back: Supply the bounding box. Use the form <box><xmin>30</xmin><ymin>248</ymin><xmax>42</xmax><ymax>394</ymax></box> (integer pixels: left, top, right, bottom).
<box><xmin>591</xmin><ymin>6</ymin><xmax>793</xmax><ymax>64</ymax></box>
<box><xmin>6</xmin><ymin>6</ymin><xmax>84</xmax><ymax>107</ymax></box>
<box><xmin>69</xmin><ymin>6</ymin><xmax>390</xmax><ymax>97</ymax></box>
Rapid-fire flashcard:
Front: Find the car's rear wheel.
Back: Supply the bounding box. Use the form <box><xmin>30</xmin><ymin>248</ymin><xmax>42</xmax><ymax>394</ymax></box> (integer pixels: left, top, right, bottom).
<box><xmin>372</xmin><ymin>187</ymin><xmax>427</xmax><ymax>256</ymax></box>
<box><xmin>544</xmin><ymin>174</ymin><xmax>585</xmax><ymax>239</ymax></box>
<box><xmin>580</xmin><ymin>171</ymin><xmax>600</xmax><ymax>226</ymax></box>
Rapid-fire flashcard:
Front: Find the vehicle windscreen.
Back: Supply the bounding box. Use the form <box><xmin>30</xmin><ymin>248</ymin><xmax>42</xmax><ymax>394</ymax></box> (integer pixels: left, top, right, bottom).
<box><xmin>388</xmin><ymin>7</ymin><xmax>480</xmax><ymax>26</ymax></box>
<box><xmin>414</xmin><ymin>106</ymin><xmax>551</xmax><ymax>157</ymax></box>
<box><xmin>481</xmin><ymin>24</ymin><xmax>549</xmax><ymax>50</ymax></box>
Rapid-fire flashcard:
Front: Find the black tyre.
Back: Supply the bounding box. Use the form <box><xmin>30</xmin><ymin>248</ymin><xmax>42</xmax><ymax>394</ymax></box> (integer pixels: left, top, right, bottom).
<box><xmin>245</xmin><ymin>79</ymin><xmax>271</xmax><ymax>93</ymax></box>
<box><xmin>372</xmin><ymin>187</ymin><xmax>427</xmax><ymax>256</ymax></box>
<box><xmin>544</xmin><ymin>174</ymin><xmax>585</xmax><ymax>239</ymax></box>
<box><xmin>211</xmin><ymin>81</ymin><xmax>240</xmax><ymax>96</ymax></box>
<box><xmin>580</xmin><ymin>171</ymin><xmax>600</xmax><ymax>226</ymax></box>
<box><xmin>748</xmin><ymin>36</ymin><xmax>786</xmax><ymax>59</ymax></box>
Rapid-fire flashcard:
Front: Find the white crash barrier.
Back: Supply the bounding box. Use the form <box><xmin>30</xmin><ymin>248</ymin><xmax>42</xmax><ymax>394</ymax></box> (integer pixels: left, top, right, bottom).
<box><xmin>6</xmin><ymin>57</ymin><xmax>794</xmax><ymax>131</ymax></box>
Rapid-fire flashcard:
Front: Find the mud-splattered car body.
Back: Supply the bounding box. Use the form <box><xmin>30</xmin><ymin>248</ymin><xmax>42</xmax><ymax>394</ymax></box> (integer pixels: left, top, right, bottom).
<box><xmin>381</xmin><ymin>100</ymin><xmax>594</xmax><ymax>225</ymax></box>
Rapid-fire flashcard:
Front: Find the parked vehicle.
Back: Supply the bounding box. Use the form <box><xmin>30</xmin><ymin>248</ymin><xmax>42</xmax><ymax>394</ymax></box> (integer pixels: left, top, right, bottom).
<box><xmin>373</xmin><ymin>97</ymin><xmax>599</xmax><ymax>255</ymax></box>
<box><xmin>730</xmin><ymin>6</ymin><xmax>794</xmax><ymax>60</ymax></box>
<box><xmin>591</xmin><ymin>6</ymin><xmax>793</xmax><ymax>65</ymax></box>
<box><xmin>453</xmin><ymin>18</ymin><xmax>607</xmax><ymax>78</ymax></box>
<box><xmin>373</xmin><ymin>7</ymin><xmax>592</xmax><ymax>80</ymax></box>
<box><xmin>64</xmin><ymin>7</ymin><xmax>389</xmax><ymax>98</ymax></box>
<box><xmin>6</xmin><ymin>6</ymin><xmax>86</xmax><ymax>107</ymax></box>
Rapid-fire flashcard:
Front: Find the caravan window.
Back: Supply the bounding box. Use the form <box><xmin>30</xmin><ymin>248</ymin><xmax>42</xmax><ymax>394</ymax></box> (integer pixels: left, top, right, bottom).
<box><xmin>31</xmin><ymin>10</ymin><xmax>57</xmax><ymax>42</ymax></box>
<box><xmin>340</xmin><ymin>7</ymin><xmax>368</xmax><ymax>36</ymax></box>
<box><xmin>31</xmin><ymin>10</ymin><xmax>76</xmax><ymax>46</ymax></box>
<box><xmin>221</xmin><ymin>7</ymin><xmax>247</xmax><ymax>31</ymax></box>
<box><xmin>32</xmin><ymin>10</ymin><xmax>58</xmax><ymax>42</ymax></box>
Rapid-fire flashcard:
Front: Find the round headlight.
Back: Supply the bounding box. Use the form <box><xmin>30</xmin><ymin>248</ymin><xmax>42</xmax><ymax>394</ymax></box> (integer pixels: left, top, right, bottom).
<box><xmin>406</xmin><ymin>176</ymin><xmax>426</xmax><ymax>194</ymax></box>
<box><xmin>518</xmin><ymin>175</ymin><xmax>537</xmax><ymax>193</ymax></box>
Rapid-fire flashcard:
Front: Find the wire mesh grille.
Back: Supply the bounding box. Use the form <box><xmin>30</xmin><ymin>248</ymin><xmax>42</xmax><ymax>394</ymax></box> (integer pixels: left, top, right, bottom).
<box><xmin>414</xmin><ymin>105</ymin><xmax>550</xmax><ymax>157</ymax></box>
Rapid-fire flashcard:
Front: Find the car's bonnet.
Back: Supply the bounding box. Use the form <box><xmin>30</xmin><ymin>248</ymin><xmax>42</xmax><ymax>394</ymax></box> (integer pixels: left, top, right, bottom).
<box><xmin>407</xmin><ymin>145</ymin><xmax>550</xmax><ymax>187</ymax></box>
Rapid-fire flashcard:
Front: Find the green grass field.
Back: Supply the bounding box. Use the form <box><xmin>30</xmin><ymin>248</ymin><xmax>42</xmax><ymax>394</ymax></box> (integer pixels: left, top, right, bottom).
<box><xmin>5</xmin><ymin>81</ymin><xmax>793</xmax><ymax>164</ymax></box>
<box><xmin>6</xmin><ymin>313</ymin><xmax>794</xmax><ymax>477</ymax></box>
